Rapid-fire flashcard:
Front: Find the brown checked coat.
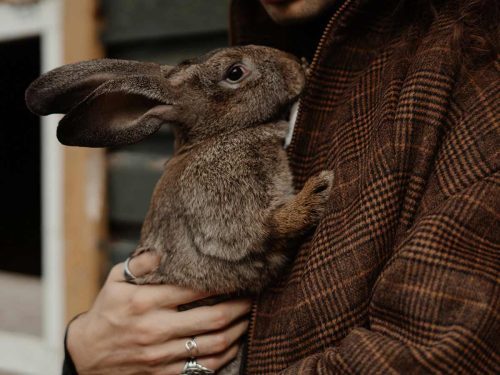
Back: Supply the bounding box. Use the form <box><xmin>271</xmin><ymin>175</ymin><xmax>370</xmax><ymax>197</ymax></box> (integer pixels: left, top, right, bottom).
<box><xmin>231</xmin><ymin>0</ymin><xmax>499</xmax><ymax>373</ymax></box>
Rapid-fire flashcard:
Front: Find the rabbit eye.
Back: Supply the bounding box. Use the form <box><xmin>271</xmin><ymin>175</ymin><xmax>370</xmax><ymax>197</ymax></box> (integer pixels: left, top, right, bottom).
<box><xmin>225</xmin><ymin>65</ymin><xmax>247</xmax><ymax>83</ymax></box>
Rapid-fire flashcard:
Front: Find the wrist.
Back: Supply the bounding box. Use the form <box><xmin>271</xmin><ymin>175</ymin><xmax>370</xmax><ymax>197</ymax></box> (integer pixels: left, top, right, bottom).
<box><xmin>66</xmin><ymin>313</ymin><xmax>88</xmax><ymax>371</ymax></box>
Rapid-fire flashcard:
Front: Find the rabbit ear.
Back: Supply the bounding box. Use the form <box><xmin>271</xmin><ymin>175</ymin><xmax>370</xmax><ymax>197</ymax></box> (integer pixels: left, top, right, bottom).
<box><xmin>25</xmin><ymin>58</ymin><xmax>167</xmax><ymax>115</ymax></box>
<box><xmin>56</xmin><ymin>75</ymin><xmax>177</xmax><ymax>147</ymax></box>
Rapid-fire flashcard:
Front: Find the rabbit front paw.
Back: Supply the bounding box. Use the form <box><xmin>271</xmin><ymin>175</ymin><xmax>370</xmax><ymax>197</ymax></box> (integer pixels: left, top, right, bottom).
<box><xmin>270</xmin><ymin>170</ymin><xmax>333</xmax><ymax>238</ymax></box>
<box><xmin>299</xmin><ymin>170</ymin><xmax>334</xmax><ymax>222</ymax></box>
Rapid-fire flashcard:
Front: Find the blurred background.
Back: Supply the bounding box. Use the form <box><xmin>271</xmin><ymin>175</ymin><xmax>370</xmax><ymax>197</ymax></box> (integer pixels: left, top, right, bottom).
<box><xmin>0</xmin><ymin>0</ymin><xmax>229</xmax><ymax>373</ymax></box>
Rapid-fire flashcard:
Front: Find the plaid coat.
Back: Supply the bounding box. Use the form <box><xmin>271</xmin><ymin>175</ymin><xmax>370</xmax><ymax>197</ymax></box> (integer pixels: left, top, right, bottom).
<box><xmin>231</xmin><ymin>0</ymin><xmax>499</xmax><ymax>373</ymax></box>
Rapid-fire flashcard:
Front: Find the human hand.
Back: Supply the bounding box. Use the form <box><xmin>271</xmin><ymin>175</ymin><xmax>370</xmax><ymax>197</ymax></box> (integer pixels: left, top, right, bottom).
<box><xmin>66</xmin><ymin>252</ymin><xmax>251</xmax><ymax>374</ymax></box>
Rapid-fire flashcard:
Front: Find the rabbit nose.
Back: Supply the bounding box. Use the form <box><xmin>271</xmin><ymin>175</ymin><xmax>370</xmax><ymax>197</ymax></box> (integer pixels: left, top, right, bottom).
<box><xmin>300</xmin><ymin>57</ymin><xmax>310</xmax><ymax>75</ymax></box>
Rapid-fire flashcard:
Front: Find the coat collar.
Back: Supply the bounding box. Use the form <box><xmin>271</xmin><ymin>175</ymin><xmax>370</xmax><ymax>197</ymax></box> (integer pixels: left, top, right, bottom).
<box><xmin>229</xmin><ymin>0</ymin><xmax>366</xmax><ymax>61</ymax></box>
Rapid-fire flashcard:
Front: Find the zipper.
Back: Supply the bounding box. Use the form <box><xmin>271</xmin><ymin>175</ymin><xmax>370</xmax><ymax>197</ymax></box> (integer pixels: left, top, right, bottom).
<box><xmin>288</xmin><ymin>0</ymin><xmax>356</xmax><ymax>156</ymax></box>
<box><xmin>240</xmin><ymin>297</ymin><xmax>258</xmax><ymax>375</ymax></box>
<box><xmin>241</xmin><ymin>2</ymin><xmax>356</xmax><ymax>373</ymax></box>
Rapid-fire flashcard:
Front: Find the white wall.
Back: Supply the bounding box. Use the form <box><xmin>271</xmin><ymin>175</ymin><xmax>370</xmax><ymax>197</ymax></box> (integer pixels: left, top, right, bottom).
<box><xmin>0</xmin><ymin>0</ymin><xmax>65</xmax><ymax>373</ymax></box>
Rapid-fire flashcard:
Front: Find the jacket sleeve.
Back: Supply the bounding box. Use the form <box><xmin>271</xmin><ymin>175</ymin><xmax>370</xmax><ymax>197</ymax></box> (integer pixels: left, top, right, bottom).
<box><xmin>62</xmin><ymin>328</ymin><xmax>78</xmax><ymax>374</ymax></box>
<box><xmin>282</xmin><ymin>74</ymin><xmax>500</xmax><ymax>374</ymax></box>
<box><xmin>283</xmin><ymin>176</ymin><xmax>499</xmax><ymax>373</ymax></box>
<box><xmin>62</xmin><ymin>314</ymin><xmax>84</xmax><ymax>375</ymax></box>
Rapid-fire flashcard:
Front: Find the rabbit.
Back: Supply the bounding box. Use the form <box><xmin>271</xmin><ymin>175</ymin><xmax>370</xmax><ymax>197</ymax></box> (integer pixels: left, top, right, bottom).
<box><xmin>26</xmin><ymin>45</ymin><xmax>333</xmax><ymax>373</ymax></box>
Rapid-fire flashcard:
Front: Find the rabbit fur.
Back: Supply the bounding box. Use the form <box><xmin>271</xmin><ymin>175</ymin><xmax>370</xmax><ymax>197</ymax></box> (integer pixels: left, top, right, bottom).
<box><xmin>26</xmin><ymin>45</ymin><xmax>333</xmax><ymax>373</ymax></box>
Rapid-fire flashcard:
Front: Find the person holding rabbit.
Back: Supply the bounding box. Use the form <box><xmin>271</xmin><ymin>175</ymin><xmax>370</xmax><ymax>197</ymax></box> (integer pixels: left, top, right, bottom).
<box><xmin>33</xmin><ymin>0</ymin><xmax>499</xmax><ymax>374</ymax></box>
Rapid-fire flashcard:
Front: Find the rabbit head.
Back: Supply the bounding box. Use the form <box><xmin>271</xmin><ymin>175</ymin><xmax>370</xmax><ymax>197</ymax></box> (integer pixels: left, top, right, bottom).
<box><xmin>25</xmin><ymin>45</ymin><xmax>306</xmax><ymax>148</ymax></box>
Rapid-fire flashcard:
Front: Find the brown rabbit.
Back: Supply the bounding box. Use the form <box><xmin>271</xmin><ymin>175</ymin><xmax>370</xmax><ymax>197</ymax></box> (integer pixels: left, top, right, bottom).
<box><xmin>26</xmin><ymin>45</ymin><xmax>333</xmax><ymax>373</ymax></box>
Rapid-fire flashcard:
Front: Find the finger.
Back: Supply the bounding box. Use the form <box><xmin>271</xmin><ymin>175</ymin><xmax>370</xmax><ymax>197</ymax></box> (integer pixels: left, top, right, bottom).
<box><xmin>127</xmin><ymin>251</ymin><xmax>161</xmax><ymax>278</ymax></box>
<box><xmin>154</xmin><ymin>299</ymin><xmax>251</xmax><ymax>340</ymax></box>
<box><xmin>123</xmin><ymin>285</ymin><xmax>213</xmax><ymax>317</ymax></box>
<box><xmin>142</xmin><ymin>319</ymin><xmax>248</xmax><ymax>362</ymax></box>
<box><xmin>158</xmin><ymin>343</ymin><xmax>240</xmax><ymax>375</ymax></box>
<box><xmin>179</xmin><ymin>319</ymin><xmax>248</xmax><ymax>357</ymax></box>
<box><xmin>133</xmin><ymin>283</ymin><xmax>213</xmax><ymax>309</ymax></box>
<box><xmin>109</xmin><ymin>251</ymin><xmax>160</xmax><ymax>282</ymax></box>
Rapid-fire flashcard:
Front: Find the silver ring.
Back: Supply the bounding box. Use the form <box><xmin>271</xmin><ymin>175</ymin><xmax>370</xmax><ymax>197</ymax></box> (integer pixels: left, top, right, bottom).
<box><xmin>181</xmin><ymin>358</ymin><xmax>214</xmax><ymax>375</ymax></box>
<box><xmin>123</xmin><ymin>257</ymin><xmax>137</xmax><ymax>283</ymax></box>
<box><xmin>185</xmin><ymin>337</ymin><xmax>198</xmax><ymax>358</ymax></box>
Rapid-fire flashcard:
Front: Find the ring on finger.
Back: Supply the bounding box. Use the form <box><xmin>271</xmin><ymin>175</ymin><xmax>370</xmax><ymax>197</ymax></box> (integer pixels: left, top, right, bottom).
<box><xmin>185</xmin><ymin>337</ymin><xmax>199</xmax><ymax>358</ymax></box>
<box><xmin>181</xmin><ymin>358</ymin><xmax>214</xmax><ymax>375</ymax></box>
<box><xmin>123</xmin><ymin>257</ymin><xmax>137</xmax><ymax>283</ymax></box>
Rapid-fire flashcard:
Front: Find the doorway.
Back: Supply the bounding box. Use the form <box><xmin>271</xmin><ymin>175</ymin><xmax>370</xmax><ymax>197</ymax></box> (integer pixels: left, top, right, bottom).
<box><xmin>0</xmin><ymin>36</ymin><xmax>42</xmax><ymax>338</ymax></box>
